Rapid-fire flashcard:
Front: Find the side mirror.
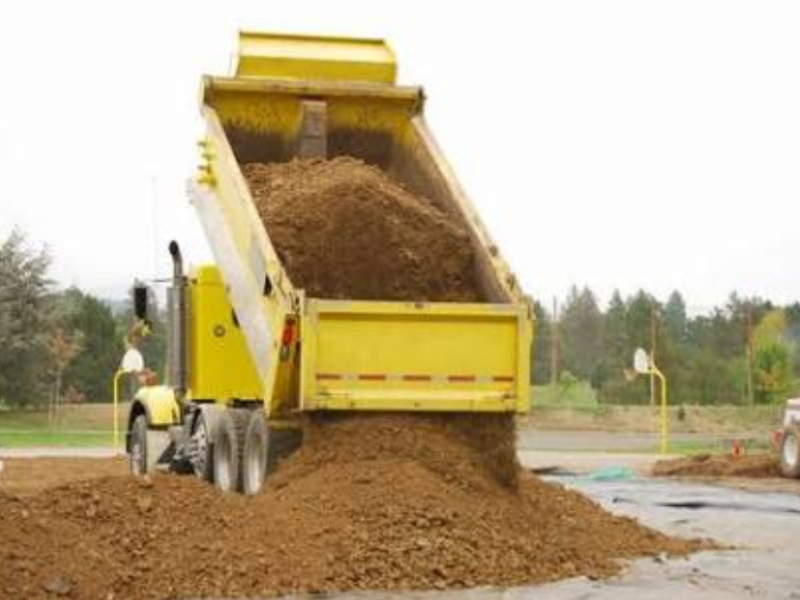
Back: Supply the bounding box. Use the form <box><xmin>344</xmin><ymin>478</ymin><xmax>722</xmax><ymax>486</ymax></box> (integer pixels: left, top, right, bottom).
<box><xmin>133</xmin><ymin>283</ymin><xmax>149</xmax><ymax>321</ymax></box>
<box><xmin>633</xmin><ymin>348</ymin><xmax>650</xmax><ymax>374</ymax></box>
<box><xmin>120</xmin><ymin>348</ymin><xmax>145</xmax><ymax>374</ymax></box>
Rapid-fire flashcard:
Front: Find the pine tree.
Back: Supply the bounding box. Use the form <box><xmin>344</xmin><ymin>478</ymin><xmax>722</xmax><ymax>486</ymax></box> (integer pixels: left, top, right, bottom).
<box><xmin>559</xmin><ymin>286</ymin><xmax>603</xmax><ymax>383</ymax></box>
<box><xmin>664</xmin><ymin>291</ymin><xmax>688</xmax><ymax>345</ymax></box>
<box><xmin>531</xmin><ymin>300</ymin><xmax>552</xmax><ymax>385</ymax></box>
<box><xmin>0</xmin><ymin>230</ymin><xmax>55</xmax><ymax>406</ymax></box>
<box><xmin>55</xmin><ymin>288</ymin><xmax>123</xmax><ymax>402</ymax></box>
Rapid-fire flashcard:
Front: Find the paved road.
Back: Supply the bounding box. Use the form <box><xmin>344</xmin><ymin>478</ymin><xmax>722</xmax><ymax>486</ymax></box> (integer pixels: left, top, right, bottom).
<box><xmin>518</xmin><ymin>428</ymin><xmax>734</xmax><ymax>452</ymax></box>
<box><xmin>0</xmin><ymin>428</ymin><xmax>721</xmax><ymax>458</ymax></box>
<box><xmin>0</xmin><ymin>446</ymin><xmax>121</xmax><ymax>458</ymax></box>
<box><xmin>518</xmin><ymin>449</ymin><xmax>666</xmax><ymax>475</ymax></box>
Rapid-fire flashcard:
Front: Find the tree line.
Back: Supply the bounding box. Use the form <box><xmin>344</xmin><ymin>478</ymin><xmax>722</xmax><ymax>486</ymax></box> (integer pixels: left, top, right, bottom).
<box><xmin>0</xmin><ymin>229</ymin><xmax>165</xmax><ymax>409</ymax></box>
<box><xmin>532</xmin><ymin>286</ymin><xmax>800</xmax><ymax>405</ymax></box>
<box><xmin>2</xmin><ymin>228</ymin><xmax>798</xmax><ymax>408</ymax></box>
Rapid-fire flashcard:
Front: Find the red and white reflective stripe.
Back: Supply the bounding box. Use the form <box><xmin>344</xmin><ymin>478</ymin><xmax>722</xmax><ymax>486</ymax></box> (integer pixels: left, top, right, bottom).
<box><xmin>315</xmin><ymin>373</ymin><xmax>514</xmax><ymax>384</ymax></box>
<box><xmin>402</xmin><ymin>374</ymin><xmax>432</xmax><ymax>382</ymax></box>
<box><xmin>316</xmin><ymin>373</ymin><xmax>343</xmax><ymax>381</ymax></box>
<box><xmin>358</xmin><ymin>373</ymin><xmax>387</xmax><ymax>382</ymax></box>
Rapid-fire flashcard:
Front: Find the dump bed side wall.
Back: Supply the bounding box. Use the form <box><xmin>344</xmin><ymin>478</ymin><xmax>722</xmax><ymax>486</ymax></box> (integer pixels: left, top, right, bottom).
<box><xmin>301</xmin><ymin>301</ymin><xmax>531</xmax><ymax>413</ymax></box>
<box><xmin>192</xmin><ymin>108</ymin><xmax>298</xmax><ymax>417</ymax></box>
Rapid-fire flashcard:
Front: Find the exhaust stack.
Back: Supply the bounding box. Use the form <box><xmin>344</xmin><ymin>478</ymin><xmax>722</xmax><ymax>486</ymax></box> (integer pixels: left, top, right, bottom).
<box><xmin>168</xmin><ymin>241</ymin><xmax>188</xmax><ymax>398</ymax></box>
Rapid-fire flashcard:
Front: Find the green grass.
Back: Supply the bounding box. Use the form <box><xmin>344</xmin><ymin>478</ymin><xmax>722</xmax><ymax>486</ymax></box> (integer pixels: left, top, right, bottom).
<box><xmin>0</xmin><ymin>403</ymin><xmax>125</xmax><ymax>448</ymax></box>
<box><xmin>663</xmin><ymin>440</ymin><xmax>724</xmax><ymax>455</ymax></box>
<box><xmin>531</xmin><ymin>382</ymin><xmax>599</xmax><ymax>408</ymax></box>
<box><xmin>529</xmin><ymin>442</ymin><xmax>761</xmax><ymax>456</ymax></box>
<box><xmin>0</xmin><ymin>431</ymin><xmax>117</xmax><ymax>448</ymax></box>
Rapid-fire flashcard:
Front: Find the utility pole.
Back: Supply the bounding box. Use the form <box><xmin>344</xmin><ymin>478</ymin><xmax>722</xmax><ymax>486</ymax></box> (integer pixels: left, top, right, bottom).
<box><xmin>745</xmin><ymin>303</ymin><xmax>754</xmax><ymax>406</ymax></box>
<box><xmin>150</xmin><ymin>175</ymin><xmax>159</xmax><ymax>281</ymax></box>
<box><xmin>550</xmin><ymin>297</ymin><xmax>559</xmax><ymax>387</ymax></box>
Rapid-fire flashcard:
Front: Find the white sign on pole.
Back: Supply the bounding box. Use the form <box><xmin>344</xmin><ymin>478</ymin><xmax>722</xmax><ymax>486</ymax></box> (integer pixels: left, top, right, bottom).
<box><xmin>120</xmin><ymin>348</ymin><xmax>145</xmax><ymax>374</ymax></box>
<box><xmin>633</xmin><ymin>348</ymin><xmax>650</xmax><ymax>374</ymax></box>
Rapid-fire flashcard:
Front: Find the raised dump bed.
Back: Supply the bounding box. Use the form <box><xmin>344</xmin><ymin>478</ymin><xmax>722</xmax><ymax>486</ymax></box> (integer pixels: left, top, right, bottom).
<box><xmin>189</xmin><ymin>32</ymin><xmax>532</xmax><ymax>417</ymax></box>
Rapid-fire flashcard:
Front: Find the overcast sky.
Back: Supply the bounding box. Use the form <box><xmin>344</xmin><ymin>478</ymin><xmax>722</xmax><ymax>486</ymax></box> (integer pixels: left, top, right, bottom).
<box><xmin>1</xmin><ymin>1</ymin><xmax>799</xmax><ymax>311</ymax></box>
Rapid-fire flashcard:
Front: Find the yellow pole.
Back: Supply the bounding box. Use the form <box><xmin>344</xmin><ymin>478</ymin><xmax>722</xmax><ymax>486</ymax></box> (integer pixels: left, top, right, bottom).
<box><xmin>113</xmin><ymin>370</ymin><xmax>124</xmax><ymax>450</ymax></box>
<box><xmin>652</xmin><ymin>366</ymin><xmax>668</xmax><ymax>455</ymax></box>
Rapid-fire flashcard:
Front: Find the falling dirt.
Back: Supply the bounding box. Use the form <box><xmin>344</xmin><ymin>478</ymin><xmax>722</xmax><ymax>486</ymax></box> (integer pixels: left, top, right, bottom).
<box><xmin>653</xmin><ymin>453</ymin><xmax>781</xmax><ymax>478</ymax></box>
<box><xmin>243</xmin><ymin>157</ymin><xmax>484</xmax><ymax>302</ymax></box>
<box><xmin>0</xmin><ymin>414</ymin><xmax>708</xmax><ymax>600</ymax></box>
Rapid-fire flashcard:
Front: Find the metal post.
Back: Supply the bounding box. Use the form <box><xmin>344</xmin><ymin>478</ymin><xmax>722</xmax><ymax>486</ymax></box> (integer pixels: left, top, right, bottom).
<box><xmin>633</xmin><ymin>348</ymin><xmax>669</xmax><ymax>455</ymax></box>
<box><xmin>113</xmin><ymin>370</ymin><xmax>124</xmax><ymax>449</ymax></box>
<box><xmin>652</xmin><ymin>366</ymin><xmax>668</xmax><ymax>455</ymax></box>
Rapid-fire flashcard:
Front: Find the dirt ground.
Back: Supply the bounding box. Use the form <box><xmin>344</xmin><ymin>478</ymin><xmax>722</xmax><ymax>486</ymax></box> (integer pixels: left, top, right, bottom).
<box><xmin>0</xmin><ymin>457</ymin><xmax>127</xmax><ymax>496</ymax></box>
<box><xmin>244</xmin><ymin>157</ymin><xmax>483</xmax><ymax>302</ymax></box>
<box><xmin>652</xmin><ymin>453</ymin><xmax>781</xmax><ymax>478</ymax></box>
<box><xmin>0</xmin><ymin>414</ymin><xmax>706</xmax><ymax>600</ymax></box>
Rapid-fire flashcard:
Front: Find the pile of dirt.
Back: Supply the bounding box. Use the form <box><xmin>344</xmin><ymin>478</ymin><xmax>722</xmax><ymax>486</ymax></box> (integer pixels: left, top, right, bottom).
<box><xmin>243</xmin><ymin>157</ymin><xmax>483</xmax><ymax>302</ymax></box>
<box><xmin>653</xmin><ymin>453</ymin><xmax>781</xmax><ymax>478</ymax></box>
<box><xmin>0</xmin><ymin>414</ymin><xmax>706</xmax><ymax>600</ymax></box>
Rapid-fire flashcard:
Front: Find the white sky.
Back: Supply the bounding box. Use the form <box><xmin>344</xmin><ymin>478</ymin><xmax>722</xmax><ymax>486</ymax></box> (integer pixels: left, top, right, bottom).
<box><xmin>1</xmin><ymin>1</ymin><xmax>799</xmax><ymax>311</ymax></box>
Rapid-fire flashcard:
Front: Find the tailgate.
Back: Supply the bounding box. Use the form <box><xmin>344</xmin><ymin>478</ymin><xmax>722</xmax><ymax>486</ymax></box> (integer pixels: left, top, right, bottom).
<box><xmin>300</xmin><ymin>300</ymin><xmax>531</xmax><ymax>413</ymax></box>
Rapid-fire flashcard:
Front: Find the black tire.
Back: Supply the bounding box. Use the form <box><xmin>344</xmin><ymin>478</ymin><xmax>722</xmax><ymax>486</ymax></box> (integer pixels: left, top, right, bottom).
<box><xmin>189</xmin><ymin>412</ymin><xmax>214</xmax><ymax>482</ymax></box>
<box><xmin>779</xmin><ymin>424</ymin><xmax>800</xmax><ymax>479</ymax></box>
<box><xmin>129</xmin><ymin>414</ymin><xmax>148</xmax><ymax>476</ymax></box>
<box><xmin>243</xmin><ymin>411</ymin><xmax>270</xmax><ymax>495</ymax></box>
<box><xmin>213</xmin><ymin>409</ymin><xmax>249</xmax><ymax>493</ymax></box>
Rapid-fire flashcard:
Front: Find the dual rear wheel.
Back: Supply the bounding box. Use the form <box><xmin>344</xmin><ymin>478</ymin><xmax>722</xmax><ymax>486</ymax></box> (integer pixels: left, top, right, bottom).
<box><xmin>131</xmin><ymin>406</ymin><xmax>291</xmax><ymax>495</ymax></box>
<box><xmin>212</xmin><ymin>409</ymin><xmax>270</xmax><ymax>495</ymax></box>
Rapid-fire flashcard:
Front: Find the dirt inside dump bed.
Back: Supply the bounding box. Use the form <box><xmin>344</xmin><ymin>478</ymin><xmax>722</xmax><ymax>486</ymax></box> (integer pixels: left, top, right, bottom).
<box><xmin>0</xmin><ymin>414</ymin><xmax>707</xmax><ymax>600</ymax></box>
<box><xmin>243</xmin><ymin>157</ymin><xmax>485</xmax><ymax>302</ymax></box>
<box><xmin>653</xmin><ymin>453</ymin><xmax>781</xmax><ymax>478</ymax></box>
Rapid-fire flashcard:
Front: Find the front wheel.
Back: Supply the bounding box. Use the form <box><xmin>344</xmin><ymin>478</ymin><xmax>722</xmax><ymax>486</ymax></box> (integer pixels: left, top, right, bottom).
<box><xmin>779</xmin><ymin>424</ymin><xmax>800</xmax><ymax>479</ymax></box>
<box><xmin>129</xmin><ymin>414</ymin><xmax>149</xmax><ymax>476</ymax></box>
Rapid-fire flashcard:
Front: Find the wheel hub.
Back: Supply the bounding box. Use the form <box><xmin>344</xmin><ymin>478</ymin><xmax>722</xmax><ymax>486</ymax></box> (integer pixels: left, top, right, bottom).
<box><xmin>189</xmin><ymin>421</ymin><xmax>209</xmax><ymax>478</ymax></box>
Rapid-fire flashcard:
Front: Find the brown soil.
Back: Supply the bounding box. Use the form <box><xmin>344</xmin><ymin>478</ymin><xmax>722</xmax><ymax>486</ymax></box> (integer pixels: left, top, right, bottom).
<box><xmin>0</xmin><ymin>457</ymin><xmax>127</xmax><ymax>497</ymax></box>
<box><xmin>0</xmin><ymin>414</ymin><xmax>707</xmax><ymax>600</ymax></box>
<box><xmin>243</xmin><ymin>157</ymin><xmax>483</xmax><ymax>302</ymax></box>
<box><xmin>653</xmin><ymin>453</ymin><xmax>781</xmax><ymax>478</ymax></box>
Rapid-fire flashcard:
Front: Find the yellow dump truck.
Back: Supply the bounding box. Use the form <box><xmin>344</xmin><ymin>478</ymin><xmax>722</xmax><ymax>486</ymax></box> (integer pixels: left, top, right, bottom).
<box><xmin>127</xmin><ymin>32</ymin><xmax>532</xmax><ymax>494</ymax></box>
